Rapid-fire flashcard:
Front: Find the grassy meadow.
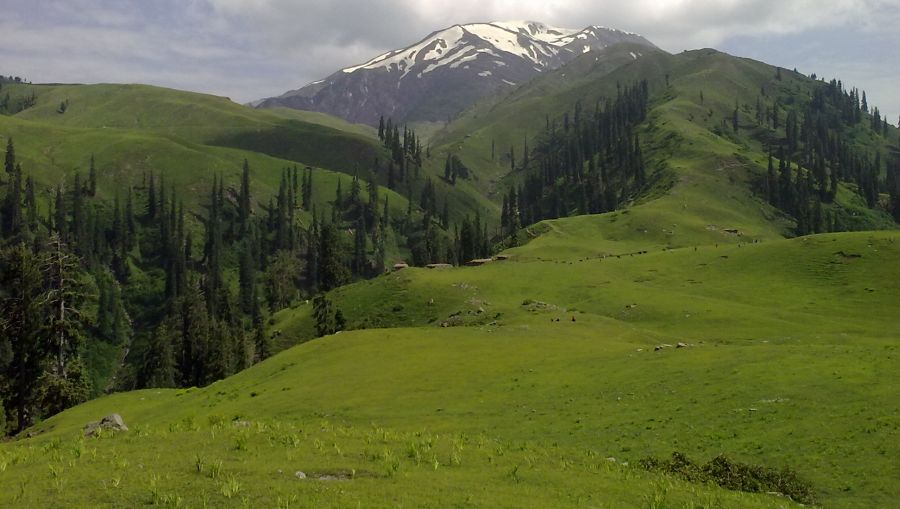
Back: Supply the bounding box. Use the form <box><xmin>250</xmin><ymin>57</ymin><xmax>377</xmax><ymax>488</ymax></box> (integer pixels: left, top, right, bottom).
<box><xmin>2</xmin><ymin>228</ymin><xmax>895</xmax><ymax>507</ymax></box>
<box><xmin>1</xmin><ymin>46</ymin><xmax>898</xmax><ymax>508</ymax></box>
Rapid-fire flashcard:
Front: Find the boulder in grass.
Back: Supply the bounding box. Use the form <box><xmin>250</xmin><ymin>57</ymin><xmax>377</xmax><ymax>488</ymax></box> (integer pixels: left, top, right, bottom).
<box><xmin>83</xmin><ymin>414</ymin><xmax>128</xmax><ymax>437</ymax></box>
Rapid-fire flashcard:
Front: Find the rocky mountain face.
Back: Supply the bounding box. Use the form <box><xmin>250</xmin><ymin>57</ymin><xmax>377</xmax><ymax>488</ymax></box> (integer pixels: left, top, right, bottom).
<box><xmin>255</xmin><ymin>21</ymin><xmax>656</xmax><ymax>125</ymax></box>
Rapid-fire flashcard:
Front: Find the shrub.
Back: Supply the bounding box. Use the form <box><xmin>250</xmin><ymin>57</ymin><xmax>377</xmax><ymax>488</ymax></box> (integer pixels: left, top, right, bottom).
<box><xmin>639</xmin><ymin>452</ymin><xmax>815</xmax><ymax>504</ymax></box>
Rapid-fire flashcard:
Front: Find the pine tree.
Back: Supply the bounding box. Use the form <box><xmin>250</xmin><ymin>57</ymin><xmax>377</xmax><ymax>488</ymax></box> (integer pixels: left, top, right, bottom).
<box><xmin>444</xmin><ymin>154</ymin><xmax>452</xmax><ymax>182</ymax></box>
<box><xmin>205</xmin><ymin>319</ymin><xmax>233</xmax><ymax>384</ymax></box>
<box><xmin>238</xmin><ymin>241</ymin><xmax>256</xmax><ymax>315</ymax></box>
<box><xmin>204</xmin><ymin>176</ymin><xmax>224</xmax><ymax>316</ymax></box>
<box><xmin>42</xmin><ymin>235</ymin><xmax>87</xmax><ymax>378</ymax></box>
<box><xmin>732</xmin><ymin>102</ymin><xmax>739</xmax><ymax>133</ymax></box>
<box><xmin>37</xmin><ymin>235</ymin><xmax>91</xmax><ymax>416</ymax></box>
<box><xmin>372</xmin><ymin>219</ymin><xmax>386</xmax><ymax>274</ymax></box>
<box><xmin>239</xmin><ymin>159</ymin><xmax>251</xmax><ymax>227</ymax></box>
<box><xmin>2</xmin><ymin>162</ymin><xmax>22</xmax><ymax>238</ymax></box>
<box><xmin>353</xmin><ymin>213</ymin><xmax>367</xmax><ymax>276</ymax></box>
<box><xmin>253</xmin><ymin>315</ymin><xmax>272</xmax><ymax>362</ymax></box>
<box><xmin>306</xmin><ymin>211</ymin><xmax>321</xmax><ymax>292</ymax></box>
<box><xmin>766</xmin><ymin>154</ymin><xmax>777</xmax><ymax>206</ymax></box>
<box><xmin>313</xmin><ymin>295</ymin><xmax>344</xmax><ymax>337</ymax></box>
<box><xmin>147</xmin><ymin>172</ymin><xmax>157</xmax><ymax>219</ymax></box>
<box><xmin>333</xmin><ymin>177</ymin><xmax>343</xmax><ymax>211</ymax></box>
<box><xmin>0</xmin><ymin>243</ymin><xmax>44</xmax><ymax>432</ymax></box>
<box><xmin>141</xmin><ymin>321</ymin><xmax>176</xmax><ymax>388</ymax></box>
<box><xmin>125</xmin><ymin>188</ymin><xmax>136</xmax><ymax>250</ymax></box>
<box><xmin>179</xmin><ymin>273</ymin><xmax>210</xmax><ymax>387</ymax></box>
<box><xmin>319</xmin><ymin>221</ymin><xmax>350</xmax><ymax>291</ymax></box>
<box><xmin>54</xmin><ymin>185</ymin><xmax>68</xmax><ymax>242</ymax></box>
<box><xmin>23</xmin><ymin>175</ymin><xmax>36</xmax><ymax>230</ymax></box>
<box><xmin>4</xmin><ymin>137</ymin><xmax>14</xmax><ymax>175</ymax></box>
<box><xmin>350</xmin><ymin>172</ymin><xmax>361</xmax><ymax>206</ymax></box>
<box><xmin>88</xmin><ymin>154</ymin><xmax>97</xmax><ymax>197</ymax></box>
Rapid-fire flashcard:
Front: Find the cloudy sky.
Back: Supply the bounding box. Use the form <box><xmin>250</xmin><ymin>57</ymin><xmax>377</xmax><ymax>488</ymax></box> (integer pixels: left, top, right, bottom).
<box><xmin>4</xmin><ymin>0</ymin><xmax>899</xmax><ymax>120</ymax></box>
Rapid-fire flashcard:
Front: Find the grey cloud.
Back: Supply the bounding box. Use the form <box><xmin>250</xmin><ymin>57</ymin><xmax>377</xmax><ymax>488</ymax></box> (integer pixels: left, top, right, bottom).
<box><xmin>3</xmin><ymin>0</ymin><xmax>899</xmax><ymax>117</ymax></box>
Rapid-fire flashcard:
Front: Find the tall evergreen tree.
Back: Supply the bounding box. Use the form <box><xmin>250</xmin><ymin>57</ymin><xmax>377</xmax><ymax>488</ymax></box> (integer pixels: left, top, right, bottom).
<box><xmin>0</xmin><ymin>243</ymin><xmax>44</xmax><ymax>432</ymax></box>
<box><xmin>4</xmin><ymin>137</ymin><xmax>14</xmax><ymax>175</ymax></box>
<box><xmin>2</xmin><ymin>162</ymin><xmax>22</xmax><ymax>238</ymax></box>
<box><xmin>238</xmin><ymin>241</ymin><xmax>256</xmax><ymax>315</ymax></box>
<box><xmin>88</xmin><ymin>154</ymin><xmax>97</xmax><ymax>197</ymax></box>
<box><xmin>147</xmin><ymin>172</ymin><xmax>157</xmax><ymax>220</ymax></box>
<box><xmin>319</xmin><ymin>222</ymin><xmax>350</xmax><ymax>291</ymax></box>
<box><xmin>239</xmin><ymin>159</ymin><xmax>251</xmax><ymax>227</ymax></box>
<box><xmin>141</xmin><ymin>322</ymin><xmax>176</xmax><ymax>388</ymax></box>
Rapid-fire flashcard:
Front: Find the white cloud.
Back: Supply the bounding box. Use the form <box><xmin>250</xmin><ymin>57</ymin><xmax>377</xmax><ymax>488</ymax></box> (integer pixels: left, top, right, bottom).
<box><xmin>205</xmin><ymin>0</ymin><xmax>897</xmax><ymax>51</ymax></box>
<box><xmin>3</xmin><ymin>0</ymin><xmax>899</xmax><ymax>115</ymax></box>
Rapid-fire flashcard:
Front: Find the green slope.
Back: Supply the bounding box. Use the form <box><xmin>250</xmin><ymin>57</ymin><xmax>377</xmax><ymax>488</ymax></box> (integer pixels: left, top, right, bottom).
<box><xmin>5</xmin><ymin>82</ymin><xmax>385</xmax><ymax>178</ymax></box>
<box><xmin>1</xmin><ymin>47</ymin><xmax>898</xmax><ymax>509</ymax></box>
<box><xmin>5</xmin><ymin>231</ymin><xmax>897</xmax><ymax>507</ymax></box>
<box><xmin>0</xmin><ymin>88</ymin><xmax>413</xmax><ymax>399</ymax></box>
<box><xmin>0</xmin><ymin>113</ymin><xmax>409</xmax><ymax>220</ymax></box>
<box><xmin>0</xmin><ymin>82</ymin><xmax>412</xmax><ymax>218</ymax></box>
<box><xmin>254</xmin><ymin>230</ymin><xmax>900</xmax><ymax>508</ymax></box>
<box><xmin>424</xmin><ymin>47</ymin><xmax>897</xmax><ymax>238</ymax></box>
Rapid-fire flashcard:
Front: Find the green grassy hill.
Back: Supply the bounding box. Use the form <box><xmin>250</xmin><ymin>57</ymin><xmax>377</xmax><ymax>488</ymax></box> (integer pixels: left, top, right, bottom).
<box><xmin>0</xmin><ymin>83</ymin><xmax>409</xmax><ymax>216</ymax></box>
<box><xmin>1</xmin><ymin>82</ymin><xmax>494</xmax><ymax>230</ymax></box>
<box><xmin>1</xmin><ymin>47</ymin><xmax>898</xmax><ymax>509</ymax></box>
<box><xmin>423</xmin><ymin>47</ymin><xmax>897</xmax><ymax>237</ymax></box>
<box><xmin>7</xmin><ymin>83</ymin><xmax>383</xmax><ymax>172</ymax></box>
<box><xmin>0</xmin><ymin>83</ymin><xmax>414</xmax><ymax>401</ymax></box>
<box><xmin>4</xmin><ymin>230</ymin><xmax>897</xmax><ymax>507</ymax></box>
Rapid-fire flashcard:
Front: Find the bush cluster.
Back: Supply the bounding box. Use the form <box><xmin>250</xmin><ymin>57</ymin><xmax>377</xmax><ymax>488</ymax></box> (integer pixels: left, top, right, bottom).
<box><xmin>639</xmin><ymin>452</ymin><xmax>815</xmax><ymax>504</ymax></box>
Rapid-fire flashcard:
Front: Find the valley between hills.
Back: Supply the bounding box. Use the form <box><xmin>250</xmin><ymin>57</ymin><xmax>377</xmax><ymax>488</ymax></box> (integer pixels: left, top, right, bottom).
<box><xmin>0</xmin><ymin>19</ymin><xmax>898</xmax><ymax>509</ymax></box>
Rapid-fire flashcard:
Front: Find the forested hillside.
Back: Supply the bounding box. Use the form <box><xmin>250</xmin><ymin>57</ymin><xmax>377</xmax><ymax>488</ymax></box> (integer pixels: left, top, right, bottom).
<box><xmin>0</xmin><ymin>39</ymin><xmax>898</xmax><ymax>508</ymax></box>
<box><xmin>428</xmin><ymin>48</ymin><xmax>899</xmax><ymax>243</ymax></box>
<box><xmin>0</xmin><ymin>84</ymin><xmax>487</xmax><ymax>434</ymax></box>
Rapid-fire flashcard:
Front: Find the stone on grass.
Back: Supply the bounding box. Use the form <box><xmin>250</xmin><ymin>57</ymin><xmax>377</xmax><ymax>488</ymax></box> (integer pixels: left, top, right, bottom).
<box><xmin>83</xmin><ymin>413</ymin><xmax>128</xmax><ymax>437</ymax></box>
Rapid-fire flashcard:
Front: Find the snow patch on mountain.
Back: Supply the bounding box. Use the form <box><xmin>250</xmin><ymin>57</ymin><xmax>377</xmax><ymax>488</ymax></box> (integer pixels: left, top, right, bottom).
<box><xmin>339</xmin><ymin>21</ymin><xmax>648</xmax><ymax>77</ymax></box>
<box><xmin>256</xmin><ymin>20</ymin><xmax>657</xmax><ymax>125</ymax></box>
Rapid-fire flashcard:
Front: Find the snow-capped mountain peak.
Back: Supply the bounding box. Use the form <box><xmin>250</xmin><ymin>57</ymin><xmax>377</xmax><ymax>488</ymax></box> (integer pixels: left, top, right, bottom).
<box><xmin>256</xmin><ymin>21</ymin><xmax>656</xmax><ymax>124</ymax></box>
<box><xmin>340</xmin><ymin>21</ymin><xmax>649</xmax><ymax>77</ymax></box>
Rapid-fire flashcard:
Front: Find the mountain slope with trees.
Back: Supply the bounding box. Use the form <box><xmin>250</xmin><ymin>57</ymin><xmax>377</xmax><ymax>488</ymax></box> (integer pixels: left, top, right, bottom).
<box><xmin>425</xmin><ymin>46</ymin><xmax>898</xmax><ymax>245</ymax></box>
<box><xmin>0</xmin><ymin>32</ymin><xmax>898</xmax><ymax>509</ymax></box>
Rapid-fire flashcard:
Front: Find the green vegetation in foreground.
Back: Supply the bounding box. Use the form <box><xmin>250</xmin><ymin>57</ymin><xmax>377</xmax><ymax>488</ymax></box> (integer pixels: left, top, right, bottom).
<box><xmin>4</xmin><ymin>230</ymin><xmax>896</xmax><ymax>507</ymax></box>
<box><xmin>0</xmin><ymin>408</ymin><xmax>791</xmax><ymax>509</ymax></box>
<box><xmin>264</xmin><ymin>230</ymin><xmax>899</xmax><ymax>508</ymax></box>
<box><xmin>1</xmin><ymin>46</ymin><xmax>898</xmax><ymax>508</ymax></box>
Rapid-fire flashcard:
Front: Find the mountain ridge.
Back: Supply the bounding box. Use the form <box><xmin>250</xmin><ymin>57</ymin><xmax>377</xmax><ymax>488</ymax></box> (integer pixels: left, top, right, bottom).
<box><xmin>255</xmin><ymin>20</ymin><xmax>656</xmax><ymax>125</ymax></box>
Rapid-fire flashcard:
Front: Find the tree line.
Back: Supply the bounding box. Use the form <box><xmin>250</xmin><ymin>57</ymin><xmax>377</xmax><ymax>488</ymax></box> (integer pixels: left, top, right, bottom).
<box><xmin>500</xmin><ymin>80</ymin><xmax>650</xmax><ymax>239</ymax></box>
<box><xmin>0</xmin><ymin>139</ymin><xmax>365</xmax><ymax>433</ymax></box>
<box><xmin>0</xmin><ymin>129</ymin><xmax>503</xmax><ymax>434</ymax></box>
<box><xmin>754</xmin><ymin>76</ymin><xmax>900</xmax><ymax>232</ymax></box>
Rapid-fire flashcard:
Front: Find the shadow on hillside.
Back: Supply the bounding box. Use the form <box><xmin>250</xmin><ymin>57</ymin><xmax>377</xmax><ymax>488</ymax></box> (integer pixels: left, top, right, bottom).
<box><xmin>209</xmin><ymin>120</ymin><xmax>380</xmax><ymax>173</ymax></box>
